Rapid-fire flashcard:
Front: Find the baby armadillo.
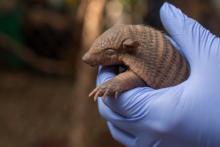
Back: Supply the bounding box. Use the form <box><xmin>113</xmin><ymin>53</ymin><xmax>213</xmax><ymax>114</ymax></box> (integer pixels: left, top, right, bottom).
<box><xmin>82</xmin><ymin>24</ymin><xmax>189</xmax><ymax>101</ymax></box>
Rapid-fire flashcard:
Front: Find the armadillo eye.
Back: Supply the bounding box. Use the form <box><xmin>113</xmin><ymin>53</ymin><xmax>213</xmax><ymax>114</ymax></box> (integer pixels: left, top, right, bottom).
<box><xmin>105</xmin><ymin>49</ymin><xmax>116</xmax><ymax>56</ymax></box>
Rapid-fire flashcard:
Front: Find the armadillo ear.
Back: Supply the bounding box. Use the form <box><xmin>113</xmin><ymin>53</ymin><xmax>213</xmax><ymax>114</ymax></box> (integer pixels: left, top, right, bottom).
<box><xmin>123</xmin><ymin>39</ymin><xmax>139</xmax><ymax>49</ymax></box>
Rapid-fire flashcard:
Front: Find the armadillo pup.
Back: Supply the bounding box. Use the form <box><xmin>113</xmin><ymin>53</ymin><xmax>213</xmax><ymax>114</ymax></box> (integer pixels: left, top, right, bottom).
<box><xmin>82</xmin><ymin>24</ymin><xmax>189</xmax><ymax>101</ymax></box>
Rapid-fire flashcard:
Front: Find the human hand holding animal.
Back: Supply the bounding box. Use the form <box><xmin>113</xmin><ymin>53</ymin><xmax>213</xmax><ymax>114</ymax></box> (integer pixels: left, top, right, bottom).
<box><xmin>95</xmin><ymin>2</ymin><xmax>220</xmax><ymax>147</ymax></box>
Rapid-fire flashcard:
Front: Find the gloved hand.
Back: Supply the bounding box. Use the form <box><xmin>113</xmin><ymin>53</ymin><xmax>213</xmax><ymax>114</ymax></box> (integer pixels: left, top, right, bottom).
<box><xmin>96</xmin><ymin>2</ymin><xmax>220</xmax><ymax>147</ymax></box>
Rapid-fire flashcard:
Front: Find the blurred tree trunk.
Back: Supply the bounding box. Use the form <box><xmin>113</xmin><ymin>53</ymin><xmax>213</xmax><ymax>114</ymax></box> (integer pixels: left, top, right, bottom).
<box><xmin>172</xmin><ymin>0</ymin><xmax>220</xmax><ymax>35</ymax></box>
<box><xmin>70</xmin><ymin>0</ymin><xmax>106</xmax><ymax>147</ymax></box>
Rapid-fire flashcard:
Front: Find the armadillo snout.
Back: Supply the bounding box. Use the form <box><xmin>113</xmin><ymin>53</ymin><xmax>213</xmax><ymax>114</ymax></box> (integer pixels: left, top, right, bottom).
<box><xmin>82</xmin><ymin>53</ymin><xmax>89</xmax><ymax>63</ymax></box>
<box><xmin>82</xmin><ymin>53</ymin><xmax>98</xmax><ymax>66</ymax></box>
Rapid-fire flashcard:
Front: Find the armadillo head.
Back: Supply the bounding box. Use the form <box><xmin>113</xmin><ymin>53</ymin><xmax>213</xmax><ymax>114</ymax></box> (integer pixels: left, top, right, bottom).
<box><xmin>82</xmin><ymin>24</ymin><xmax>140</xmax><ymax>66</ymax></box>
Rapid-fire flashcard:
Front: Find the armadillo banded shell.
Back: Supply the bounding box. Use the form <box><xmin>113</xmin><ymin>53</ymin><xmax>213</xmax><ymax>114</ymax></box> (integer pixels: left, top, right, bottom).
<box><xmin>122</xmin><ymin>25</ymin><xmax>189</xmax><ymax>88</ymax></box>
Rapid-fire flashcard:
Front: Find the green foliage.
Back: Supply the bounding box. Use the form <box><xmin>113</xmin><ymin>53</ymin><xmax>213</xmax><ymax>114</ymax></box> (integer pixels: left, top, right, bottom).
<box><xmin>121</xmin><ymin>0</ymin><xmax>139</xmax><ymax>5</ymax></box>
<box><xmin>0</xmin><ymin>7</ymin><xmax>25</xmax><ymax>68</ymax></box>
<box><xmin>120</xmin><ymin>0</ymin><xmax>141</xmax><ymax>10</ymax></box>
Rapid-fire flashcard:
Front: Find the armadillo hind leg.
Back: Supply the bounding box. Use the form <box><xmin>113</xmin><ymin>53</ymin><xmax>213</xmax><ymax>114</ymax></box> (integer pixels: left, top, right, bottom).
<box><xmin>89</xmin><ymin>70</ymin><xmax>146</xmax><ymax>101</ymax></box>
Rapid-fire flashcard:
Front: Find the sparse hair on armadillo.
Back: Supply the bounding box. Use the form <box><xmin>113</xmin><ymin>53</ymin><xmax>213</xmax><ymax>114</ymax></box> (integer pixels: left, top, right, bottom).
<box><xmin>82</xmin><ymin>24</ymin><xmax>189</xmax><ymax>101</ymax></box>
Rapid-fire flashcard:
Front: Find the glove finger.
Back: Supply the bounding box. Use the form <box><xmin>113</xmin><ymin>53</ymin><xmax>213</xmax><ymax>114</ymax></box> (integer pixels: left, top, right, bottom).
<box><xmin>98</xmin><ymin>98</ymin><xmax>132</xmax><ymax>124</ymax></box>
<box><xmin>160</xmin><ymin>2</ymin><xmax>220</xmax><ymax>66</ymax></box>
<box><xmin>107</xmin><ymin>122</ymin><xmax>136</xmax><ymax>146</ymax></box>
<box><xmin>99</xmin><ymin>99</ymin><xmax>167</xmax><ymax>147</ymax></box>
<box><xmin>98</xmin><ymin>98</ymin><xmax>143</xmax><ymax>133</ymax></box>
<box><xmin>160</xmin><ymin>2</ymin><xmax>185</xmax><ymax>37</ymax></box>
<box><xmin>102</xmin><ymin>83</ymin><xmax>187</xmax><ymax>124</ymax></box>
<box><xmin>108</xmin><ymin>122</ymin><xmax>164</xmax><ymax>147</ymax></box>
<box><xmin>104</xmin><ymin>87</ymin><xmax>155</xmax><ymax>118</ymax></box>
<box><xmin>96</xmin><ymin>65</ymin><xmax>118</xmax><ymax>86</ymax></box>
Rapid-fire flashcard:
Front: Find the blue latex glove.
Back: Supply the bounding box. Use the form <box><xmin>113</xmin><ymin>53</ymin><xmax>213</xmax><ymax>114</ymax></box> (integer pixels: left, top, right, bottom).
<box><xmin>97</xmin><ymin>2</ymin><xmax>220</xmax><ymax>147</ymax></box>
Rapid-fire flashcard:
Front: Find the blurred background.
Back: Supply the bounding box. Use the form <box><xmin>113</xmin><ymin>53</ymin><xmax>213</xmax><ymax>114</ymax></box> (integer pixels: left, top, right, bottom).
<box><xmin>0</xmin><ymin>0</ymin><xmax>220</xmax><ymax>146</ymax></box>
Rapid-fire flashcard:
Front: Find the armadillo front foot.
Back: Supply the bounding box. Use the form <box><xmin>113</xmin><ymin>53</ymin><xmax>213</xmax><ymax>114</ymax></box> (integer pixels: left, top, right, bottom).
<box><xmin>89</xmin><ymin>81</ymin><xmax>120</xmax><ymax>101</ymax></box>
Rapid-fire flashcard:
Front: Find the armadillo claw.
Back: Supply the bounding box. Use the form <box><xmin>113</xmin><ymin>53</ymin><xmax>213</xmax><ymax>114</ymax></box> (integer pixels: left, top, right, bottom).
<box><xmin>114</xmin><ymin>91</ymin><xmax>119</xmax><ymax>99</ymax></box>
<box><xmin>89</xmin><ymin>87</ymin><xmax>99</xmax><ymax>98</ymax></box>
<box><xmin>94</xmin><ymin>89</ymin><xmax>101</xmax><ymax>102</ymax></box>
<box><xmin>89</xmin><ymin>82</ymin><xmax>121</xmax><ymax>101</ymax></box>
<box><xmin>102</xmin><ymin>89</ymin><xmax>110</xmax><ymax>101</ymax></box>
<box><xmin>89</xmin><ymin>87</ymin><xmax>102</xmax><ymax>101</ymax></box>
